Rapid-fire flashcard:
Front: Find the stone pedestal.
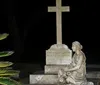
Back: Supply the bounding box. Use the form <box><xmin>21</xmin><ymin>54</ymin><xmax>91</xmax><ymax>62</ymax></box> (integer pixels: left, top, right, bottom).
<box><xmin>45</xmin><ymin>44</ymin><xmax>72</xmax><ymax>74</ymax></box>
<box><xmin>45</xmin><ymin>65</ymin><xmax>69</xmax><ymax>74</ymax></box>
<box><xmin>30</xmin><ymin>74</ymin><xmax>94</xmax><ymax>85</ymax></box>
<box><xmin>30</xmin><ymin>75</ymin><xmax>91</xmax><ymax>85</ymax></box>
<box><xmin>30</xmin><ymin>44</ymin><xmax>72</xmax><ymax>84</ymax></box>
<box><xmin>46</xmin><ymin>44</ymin><xmax>72</xmax><ymax>65</ymax></box>
<box><xmin>30</xmin><ymin>75</ymin><xmax>58</xmax><ymax>84</ymax></box>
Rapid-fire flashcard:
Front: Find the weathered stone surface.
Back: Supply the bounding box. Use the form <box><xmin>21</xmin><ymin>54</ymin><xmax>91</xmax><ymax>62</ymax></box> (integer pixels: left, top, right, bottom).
<box><xmin>30</xmin><ymin>74</ymin><xmax>94</xmax><ymax>85</ymax></box>
<box><xmin>76</xmin><ymin>82</ymin><xmax>94</xmax><ymax>85</ymax></box>
<box><xmin>46</xmin><ymin>44</ymin><xmax>72</xmax><ymax>65</ymax></box>
<box><xmin>45</xmin><ymin>65</ymin><xmax>69</xmax><ymax>74</ymax></box>
<box><xmin>48</xmin><ymin>0</ymin><xmax>70</xmax><ymax>44</ymax></box>
<box><xmin>30</xmin><ymin>75</ymin><xmax>58</xmax><ymax>84</ymax></box>
<box><xmin>45</xmin><ymin>65</ymin><xmax>100</xmax><ymax>78</ymax></box>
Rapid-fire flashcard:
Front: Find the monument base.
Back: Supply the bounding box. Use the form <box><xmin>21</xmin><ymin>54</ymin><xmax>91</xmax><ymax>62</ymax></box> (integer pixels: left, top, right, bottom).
<box><xmin>30</xmin><ymin>74</ymin><xmax>94</xmax><ymax>85</ymax></box>
<box><xmin>45</xmin><ymin>65</ymin><xmax>71</xmax><ymax>74</ymax></box>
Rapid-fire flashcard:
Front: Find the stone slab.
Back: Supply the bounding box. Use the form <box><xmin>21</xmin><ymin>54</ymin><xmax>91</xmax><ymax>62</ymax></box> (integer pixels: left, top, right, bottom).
<box><xmin>46</xmin><ymin>44</ymin><xmax>72</xmax><ymax>65</ymax></box>
<box><xmin>30</xmin><ymin>74</ymin><xmax>94</xmax><ymax>85</ymax></box>
<box><xmin>45</xmin><ymin>66</ymin><xmax>100</xmax><ymax>75</ymax></box>
<box><xmin>30</xmin><ymin>75</ymin><xmax>58</xmax><ymax>84</ymax></box>
<box><xmin>24</xmin><ymin>84</ymin><xmax>57</xmax><ymax>85</ymax></box>
<box><xmin>25</xmin><ymin>83</ymin><xmax>93</xmax><ymax>85</ymax></box>
<box><xmin>45</xmin><ymin>65</ymin><xmax>69</xmax><ymax>74</ymax></box>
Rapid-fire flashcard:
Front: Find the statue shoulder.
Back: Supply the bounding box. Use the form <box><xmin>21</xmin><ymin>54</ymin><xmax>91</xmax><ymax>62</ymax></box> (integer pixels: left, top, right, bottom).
<box><xmin>79</xmin><ymin>51</ymin><xmax>85</xmax><ymax>57</ymax></box>
<box><xmin>80</xmin><ymin>51</ymin><xmax>86</xmax><ymax>61</ymax></box>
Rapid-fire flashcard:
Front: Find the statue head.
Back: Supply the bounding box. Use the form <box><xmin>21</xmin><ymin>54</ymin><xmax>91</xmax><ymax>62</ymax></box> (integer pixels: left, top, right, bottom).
<box><xmin>72</xmin><ymin>41</ymin><xmax>83</xmax><ymax>52</ymax></box>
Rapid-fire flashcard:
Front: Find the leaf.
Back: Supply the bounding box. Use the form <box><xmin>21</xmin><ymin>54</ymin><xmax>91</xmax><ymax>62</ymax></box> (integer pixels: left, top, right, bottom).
<box><xmin>0</xmin><ymin>51</ymin><xmax>14</xmax><ymax>57</ymax></box>
<box><xmin>0</xmin><ymin>67</ymin><xmax>12</xmax><ymax>70</ymax></box>
<box><xmin>0</xmin><ymin>70</ymin><xmax>20</xmax><ymax>74</ymax></box>
<box><xmin>0</xmin><ymin>33</ymin><xmax>9</xmax><ymax>40</ymax></box>
<box><xmin>0</xmin><ymin>61</ymin><xmax>13</xmax><ymax>67</ymax></box>
<box><xmin>0</xmin><ymin>70</ymin><xmax>20</xmax><ymax>77</ymax></box>
<box><xmin>0</xmin><ymin>77</ymin><xmax>22</xmax><ymax>85</ymax></box>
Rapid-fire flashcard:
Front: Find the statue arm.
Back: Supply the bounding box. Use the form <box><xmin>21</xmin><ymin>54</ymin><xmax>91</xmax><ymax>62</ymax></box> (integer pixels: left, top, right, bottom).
<box><xmin>67</xmin><ymin>56</ymin><xmax>83</xmax><ymax>71</ymax></box>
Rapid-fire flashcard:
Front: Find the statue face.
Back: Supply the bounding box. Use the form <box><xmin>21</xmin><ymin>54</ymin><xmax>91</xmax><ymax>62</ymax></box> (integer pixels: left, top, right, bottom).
<box><xmin>72</xmin><ymin>44</ymin><xmax>76</xmax><ymax>52</ymax></box>
<box><xmin>72</xmin><ymin>41</ymin><xmax>82</xmax><ymax>52</ymax></box>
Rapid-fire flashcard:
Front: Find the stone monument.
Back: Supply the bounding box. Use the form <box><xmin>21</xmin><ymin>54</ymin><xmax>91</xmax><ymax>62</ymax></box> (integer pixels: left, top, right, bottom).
<box><xmin>30</xmin><ymin>0</ymin><xmax>94</xmax><ymax>85</ymax></box>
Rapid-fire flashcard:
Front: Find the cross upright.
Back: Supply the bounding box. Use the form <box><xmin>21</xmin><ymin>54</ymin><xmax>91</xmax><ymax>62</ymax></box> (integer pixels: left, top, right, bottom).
<box><xmin>48</xmin><ymin>0</ymin><xmax>70</xmax><ymax>44</ymax></box>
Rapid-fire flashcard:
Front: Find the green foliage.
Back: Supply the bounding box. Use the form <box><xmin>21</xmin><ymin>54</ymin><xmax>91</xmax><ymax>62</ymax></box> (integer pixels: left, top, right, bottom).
<box><xmin>0</xmin><ymin>77</ymin><xmax>21</xmax><ymax>85</ymax></box>
<box><xmin>0</xmin><ymin>33</ymin><xmax>9</xmax><ymax>40</ymax></box>
<box><xmin>0</xmin><ymin>51</ymin><xmax>14</xmax><ymax>57</ymax></box>
<box><xmin>0</xmin><ymin>33</ymin><xmax>21</xmax><ymax>85</ymax></box>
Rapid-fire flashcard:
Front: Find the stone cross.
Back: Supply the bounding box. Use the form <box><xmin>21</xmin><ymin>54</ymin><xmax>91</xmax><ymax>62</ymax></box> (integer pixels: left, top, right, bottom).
<box><xmin>48</xmin><ymin>0</ymin><xmax>70</xmax><ymax>44</ymax></box>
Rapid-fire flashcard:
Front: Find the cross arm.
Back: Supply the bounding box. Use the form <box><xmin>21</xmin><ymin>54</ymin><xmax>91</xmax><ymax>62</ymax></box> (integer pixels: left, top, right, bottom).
<box><xmin>61</xmin><ymin>6</ymin><xmax>70</xmax><ymax>12</ymax></box>
<box><xmin>48</xmin><ymin>7</ymin><xmax>56</xmax><ymax>12</ymax></box>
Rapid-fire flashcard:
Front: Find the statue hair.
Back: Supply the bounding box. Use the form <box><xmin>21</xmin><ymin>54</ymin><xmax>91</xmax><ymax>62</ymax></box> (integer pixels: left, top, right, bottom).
<box><xmin>72</xmin><ymin>41</ymin><xmax>83</xmax><ymax>49</ymax></box>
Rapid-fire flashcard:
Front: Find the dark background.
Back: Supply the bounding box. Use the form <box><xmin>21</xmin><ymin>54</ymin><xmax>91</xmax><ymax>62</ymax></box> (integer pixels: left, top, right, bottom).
<box><xmin>0</xmin><ymin>0</ymin><xmax>100</xmax><ymax>65</ymax></box>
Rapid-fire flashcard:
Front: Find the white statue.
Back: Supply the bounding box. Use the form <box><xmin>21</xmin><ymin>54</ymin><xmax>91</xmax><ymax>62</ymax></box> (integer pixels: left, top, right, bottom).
<box><xmin>58</xmin><ymin>41</ymin><xmax>87</xmax><ymax>85</ymax></box>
